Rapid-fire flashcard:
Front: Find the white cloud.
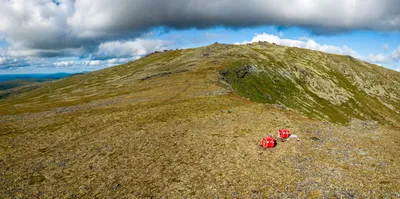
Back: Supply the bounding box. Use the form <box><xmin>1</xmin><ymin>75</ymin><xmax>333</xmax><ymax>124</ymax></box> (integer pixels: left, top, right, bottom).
<box><xmin>107</xmin><ymin>58</ymin><xmax>123</xmax><ymax>64</ymax></box>
<box><xmin>0</xmin><ymin>37</ymin><xmax>169</xmax><ymax>73</ymax></box>
<box><xmin>107</xmin><ymin>57</ymin><xmax>136</xmax><ymax>64</ymax></box>
<box><xmin>0</xmin><ymin>0</ymin><xmax>77</xmax><ymax>51</ymax></box>
<box><xmin>367</xmin><ymin>45</ymin><xmax>400</xmax><ymax>64</ymax></box>
<box><xmin>368</xmin><ymin>53</ymin><xmax>387</xmax><ymax>62</ymax></box>
<box><xmin>390</xmin><ymin>46</ymin><xmax>400</xmax><ymax>61</ymax></box>
<box><xmin>236</xmin><ymin>33</ymin><xmax>360</xmax><ymax>58</ymax></box>
<box><xmin>88</xmin><ymin>60</ymin><xmax>102</xmax><ymax>66</ymax></box>
<box><xmin>395</xmin><ymin>68</ymin><xmax>400</xmax><ymax>72</ymax></box>
<box><xmin>96</xmin><ymin>39</ymin><xmax>170</xmax><ymax>58</ymax></box>
<box><xmin>54</xmin><ymin>61</ymin><xmax>75</xmax><ymax>67</ymax></box>
<box><xmin>0</xmin><ymin>57</ymin><xmax>7</xmax><ymax>64</ymax></box>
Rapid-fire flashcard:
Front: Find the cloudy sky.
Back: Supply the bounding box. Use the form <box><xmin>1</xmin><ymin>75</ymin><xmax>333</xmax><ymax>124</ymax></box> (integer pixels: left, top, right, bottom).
<box><xmin>0</xmin><ymin>0</ymin><xmax>399</xmax><ymax>74</ymax></box>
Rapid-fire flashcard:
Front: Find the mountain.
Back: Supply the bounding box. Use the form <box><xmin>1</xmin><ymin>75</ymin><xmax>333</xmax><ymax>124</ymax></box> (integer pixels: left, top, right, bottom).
<box><xmin>0</xmin><ymin>73</ymin><xmax>83</xmax><ymax>100</ymax></box>
<box><xmin>0</xmin><ymin>79</ymin><xmax>40</xmax><ymax>91</ymax></box>
<box><xmin>0</xmin><ymin>73</ymin><xmax>76</xmax><ymax>83</ymax></box>
<box><xmin>1</xmin><ymin>43</ymin><xmax>399</xmax><ymax>125</ymax></box>
<box><xmin>0</xmin><ymin>43</ymin><xmax>399</xmax><ymax>198</ymax></box>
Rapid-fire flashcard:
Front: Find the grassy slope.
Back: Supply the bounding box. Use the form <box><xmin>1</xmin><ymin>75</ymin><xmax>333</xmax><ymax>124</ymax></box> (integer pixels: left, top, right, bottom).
<box><xmin>0</xmin><ymin>43</ymin><xmax>399</xmax><ymax>198</ymax></box>
<box><xmin>1</xmin><ymin>43</ymin><xmax>399</xmax><ymax>125</ymax></box>
<box><xmin>220</xmin><ymin>43</ymin><xmax>400</xmax><ymax>126</ymax></box>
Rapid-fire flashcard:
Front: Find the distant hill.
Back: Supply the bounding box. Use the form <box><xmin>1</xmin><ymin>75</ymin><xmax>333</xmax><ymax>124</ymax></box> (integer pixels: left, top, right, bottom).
<box><xmin>0</xmin><ymin>79</ymin><xmax>39</xmax><ymax>91</ymax></box>
<box><xmin>0</xmin><ymin>73</ymin><xmax>79</xmax><ymax>91</ymax></box>
<box><xmin>0</xmin><ymin>73</ymin><xmax>76</xmax><ymax>83</ymax></box>
<box><xmin>0</xmin><ymin>72</ymin><xmax>84</xmax><ymax>99</ymax></box>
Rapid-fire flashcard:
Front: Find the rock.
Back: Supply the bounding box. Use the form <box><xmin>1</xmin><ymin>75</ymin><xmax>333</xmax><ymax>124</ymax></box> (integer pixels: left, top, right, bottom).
<box><xmin>113</xmin><ymin>183</ymin><xmax>121</xmax><ymax>191</ymax></box>
<box><xmin>264</xmin><ymin>93</ymin><xmax>272</xmax><ymax>101</ymax></box>
<box><xmin>272</xmin><ymin>104</ymin><xmax>287</xmax><ymax>110</ymax></box>
<box><xmin>28</xmin><ymin>174</ymin><xmax>46</xmax><ymax>185</ymax></box>
<box><xmin>234</xmin><ymin>65</ymin><xmax>260</xmax><ymax>78</ymax></box>
<box><xmin>310</xmin><ymin>137</ymin><xmax>320</xmax><ymax>141</ymax></box>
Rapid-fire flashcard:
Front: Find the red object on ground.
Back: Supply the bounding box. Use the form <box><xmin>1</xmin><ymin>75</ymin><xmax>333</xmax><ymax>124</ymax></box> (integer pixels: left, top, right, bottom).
<box><xmin>262</xmin><ymin>136</ymin><xmax>275</xmax><ymax>148</ymax></box>
<box><xmin>278</xmin><ymin>129</ymin><xmax>291</xmax><ymax>139</ymax></box>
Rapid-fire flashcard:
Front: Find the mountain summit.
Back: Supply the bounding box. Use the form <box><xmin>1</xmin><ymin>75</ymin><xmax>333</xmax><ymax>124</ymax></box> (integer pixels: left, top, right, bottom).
<box><xmin>1</xmin><ymin>43</ymin><xmax>399</xmax><ymax>197</ymax></box>
<box><xmin>2</xmin><ymin>42</ymin><xmax>399</xmax><ymax>125</ymax></box>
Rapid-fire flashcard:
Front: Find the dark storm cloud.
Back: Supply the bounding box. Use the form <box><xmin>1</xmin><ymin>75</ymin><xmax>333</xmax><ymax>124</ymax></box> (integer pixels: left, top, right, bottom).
<box><xmin>0</xmin><ymin>0</ymin><xmax>400</xmax><ymax>58</ymax></box>
<box><xmin>67</xmin><ymin>0</ymin><xmax>400</xmax><ymax>35</ymax></box>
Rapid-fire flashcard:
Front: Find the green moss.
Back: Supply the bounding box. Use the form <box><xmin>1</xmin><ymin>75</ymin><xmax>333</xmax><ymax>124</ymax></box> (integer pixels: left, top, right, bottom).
<box><xmin>221</xmin><ymin>54</ymin><xmax>399</xmax><ymax>125</ymax></box>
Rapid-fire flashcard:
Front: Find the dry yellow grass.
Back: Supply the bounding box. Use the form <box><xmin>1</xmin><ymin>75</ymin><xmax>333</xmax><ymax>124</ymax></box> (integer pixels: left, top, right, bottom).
<box><xmin>0</xmin><ymin>43</ymin><xmax>399</xmax><ymax>198</ymax></box>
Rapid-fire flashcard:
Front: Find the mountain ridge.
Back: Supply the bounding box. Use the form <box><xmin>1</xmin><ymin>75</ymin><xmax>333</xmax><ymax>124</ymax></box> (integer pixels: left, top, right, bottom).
<box><xmin>1</xmin><ymin>42</ymin><xmax>399</xmax><ymax>126</ymax></box>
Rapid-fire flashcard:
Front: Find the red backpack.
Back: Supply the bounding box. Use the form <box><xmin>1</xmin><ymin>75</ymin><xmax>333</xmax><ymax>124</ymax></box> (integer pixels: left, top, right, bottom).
<box><xmin>262</xmin><ymin>136</ymin><xmax>275</xmax><ymax>148</ymax></box>
<box><xmin>278</xmin><ymin>129</ymin><xmax>290</xmax><ymax>139</ymax></box>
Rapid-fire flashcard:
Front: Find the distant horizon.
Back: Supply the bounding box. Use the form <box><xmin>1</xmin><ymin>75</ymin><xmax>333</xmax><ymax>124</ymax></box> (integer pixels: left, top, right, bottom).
<box><xmin>0</xmin><ymin>71</ymin><xmax>89</xmax><ymax>75</ymax></box>
<box><xmin>0</xmin><ymin>72</ymin><xmax>86</xmax><ymax>83</ymax></box>
<box><xmin>0</xmin><ymin>72</ymin><xmax>79</xmax><ymax>75</ymax></box>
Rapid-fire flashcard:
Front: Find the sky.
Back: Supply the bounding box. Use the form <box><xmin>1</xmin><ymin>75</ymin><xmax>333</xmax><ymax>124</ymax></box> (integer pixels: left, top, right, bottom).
<box><xmin>0</xmin><ymin>0</ymin><xmax>399</xmax><ymax>74</ymax></box>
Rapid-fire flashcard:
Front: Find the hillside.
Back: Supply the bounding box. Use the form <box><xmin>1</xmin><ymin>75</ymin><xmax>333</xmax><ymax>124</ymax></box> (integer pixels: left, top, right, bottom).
<box><xmin>0</xmin><ymin>43</ymin><xmax>399</xmax><ymax>198</ymax></box>
<box><xmin>0</xmin><ymin>73</ymin><xmax>80</xmax><ymax>99</ymax></box>
<box><xmin>1</xmin><ymin>43</ymin><xmax>399</xmax><ymax>125</ymax></box>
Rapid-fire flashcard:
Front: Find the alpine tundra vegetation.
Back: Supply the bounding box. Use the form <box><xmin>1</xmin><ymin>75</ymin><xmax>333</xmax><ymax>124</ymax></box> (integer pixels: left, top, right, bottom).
<box><xmin>1</xmin><ymin>42</ymin><xmax>399</xmax><ymax>198</ymax></box>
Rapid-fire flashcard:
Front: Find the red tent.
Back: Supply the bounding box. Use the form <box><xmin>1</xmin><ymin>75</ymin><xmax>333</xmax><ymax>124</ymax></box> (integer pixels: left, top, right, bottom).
<box><xmin>262</xmin><ymin>136</ymin><xmax>275</xmax><ymax>148</ymax></box>
<box><xmin>278</xmin><ymin>129</ymin><xmax>291</xmax><ymax>139</ymax></box>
